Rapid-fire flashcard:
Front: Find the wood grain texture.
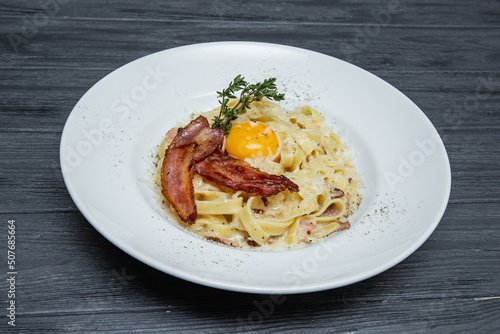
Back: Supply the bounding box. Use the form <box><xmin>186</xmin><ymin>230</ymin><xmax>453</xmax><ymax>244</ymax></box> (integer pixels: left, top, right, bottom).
<box><xmin>1</xmin><ymin>0</ymin><xmax>499</xmax><ymax>333</ymax></box>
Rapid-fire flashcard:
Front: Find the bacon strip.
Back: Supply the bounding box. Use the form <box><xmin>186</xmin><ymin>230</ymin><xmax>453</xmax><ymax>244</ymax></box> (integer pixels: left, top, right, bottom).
<box><xmin>161</xmin><ymin>144</ymin><xmax>197</xmax><ymax>224</ymax></box>
<box><xmin>169</xmin><ymin>116</ymin><xmax>209</xmax><ymax>148</ymax></box>
<box><xmin>194</xmin><ymin>151</ymin><xmax>299</xmax><ymax>197</ymax></box>
<box><xmin>191</xmin><ymin>126</ymin><xmax>224</xmax><ymax>161</ymax></box>
<box><xmin>161</xmin><ymin>116</ymin><xmax>224</xmax><ymax>224</ymax></box>
<box><xmin>169</xmin><ymin>116</ymin><xmax>224</xmax><ymax>162</ymax></box>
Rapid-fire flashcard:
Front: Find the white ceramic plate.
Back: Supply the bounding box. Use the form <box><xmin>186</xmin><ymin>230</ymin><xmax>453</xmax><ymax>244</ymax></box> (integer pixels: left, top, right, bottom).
<box><xmin>60</xmin><ymin>42</ymin><xmax>451</xmax><ymax>294</ymax></box>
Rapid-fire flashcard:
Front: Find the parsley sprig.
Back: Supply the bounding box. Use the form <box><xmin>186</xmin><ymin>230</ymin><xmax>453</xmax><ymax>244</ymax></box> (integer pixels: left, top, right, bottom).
<box><xmin>211</xmin><ymin>75</ymin><xmax>285</xmax><ymax>134</ymax></box>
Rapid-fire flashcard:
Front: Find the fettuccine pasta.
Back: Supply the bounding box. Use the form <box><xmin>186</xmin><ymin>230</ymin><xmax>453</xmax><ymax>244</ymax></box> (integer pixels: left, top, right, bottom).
<box><xmin>154</xmin><ymin>99</ymin><xmax>362</xmax><ymax>249</ymax></box>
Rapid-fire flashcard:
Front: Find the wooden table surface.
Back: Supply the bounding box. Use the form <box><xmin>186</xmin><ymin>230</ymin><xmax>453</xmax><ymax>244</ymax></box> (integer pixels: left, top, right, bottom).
<box><xmin>1</xmin><ymin>0</ymin><xmax>499</xmax><ymax>333</ymax></box>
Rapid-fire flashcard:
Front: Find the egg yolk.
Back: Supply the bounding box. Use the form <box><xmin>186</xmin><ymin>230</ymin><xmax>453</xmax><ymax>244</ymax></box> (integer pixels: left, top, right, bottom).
<box><xmin>225</xmin><ymin>121</ymin><xmax>280</xmax><ymax>160</ymax></box>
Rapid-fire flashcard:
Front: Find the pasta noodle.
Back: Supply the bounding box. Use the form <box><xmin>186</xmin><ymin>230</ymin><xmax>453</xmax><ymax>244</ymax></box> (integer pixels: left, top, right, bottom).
<box><xmin>154</xmin><ymin>99</ymin><xmax>362</xmax><ymax>249</ymax></box>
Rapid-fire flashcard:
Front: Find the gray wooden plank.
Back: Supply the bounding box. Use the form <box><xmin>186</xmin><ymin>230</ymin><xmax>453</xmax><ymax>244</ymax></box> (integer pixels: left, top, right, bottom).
<box><xmin>0</xmin><ymin>0</ymin><xmax>499</xmax><ymax>26</ymax></box>
<box><xmin>0</xmin><ymin>16</ymin><xmax>499</xmax><ymax>72</ymax></box>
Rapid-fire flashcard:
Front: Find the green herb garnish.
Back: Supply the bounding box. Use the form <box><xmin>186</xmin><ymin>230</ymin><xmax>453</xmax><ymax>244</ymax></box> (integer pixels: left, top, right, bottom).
<box><xmin>211</xmin><ymin>75</ymin><xmax>285</xmax><ymax>135</ymax></box>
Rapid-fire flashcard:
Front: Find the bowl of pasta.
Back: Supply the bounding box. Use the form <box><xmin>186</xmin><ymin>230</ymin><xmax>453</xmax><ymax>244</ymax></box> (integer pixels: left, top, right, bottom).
<box><xmin>60</xmin><ymin>42</ymin><xmax>451</xmax><ymax>293</ymax></box>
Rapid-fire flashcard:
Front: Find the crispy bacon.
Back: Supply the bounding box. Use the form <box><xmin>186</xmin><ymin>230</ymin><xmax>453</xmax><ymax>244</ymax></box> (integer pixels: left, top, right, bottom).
<box><xmin>161</xmin><ymin>144</ymin><xmax>197</xmax><ymax>223</ymax></box>
<box><xmin>161</xmin><ymin>116</ymin><xmax>223</xmax><ymax>224</ymax></box>
<box><xmin>191</xmin><ymin>126</ymin><xmax>224</xmax><ymax>161</ymax></box>
<box><xmin>169</xmin><ymin>116</ymin><xmax>209</xmax><ymax>148</ymax></box>
<box><xmin>194</xmin><ymin>150</ymin><xmax>299</xmax><ymax>197</ymax></box>
<box><xmin>169</xmin><ymin>116</ymin><xmax>224</xmax><ymax>162</ymax></box>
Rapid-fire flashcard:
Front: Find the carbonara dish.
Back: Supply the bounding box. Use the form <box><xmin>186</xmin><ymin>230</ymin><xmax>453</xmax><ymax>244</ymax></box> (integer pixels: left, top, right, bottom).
<box><xmin>154</xmin><ymin>98</ymin><xmax>362</xmax><ymax>250</ymax></box>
